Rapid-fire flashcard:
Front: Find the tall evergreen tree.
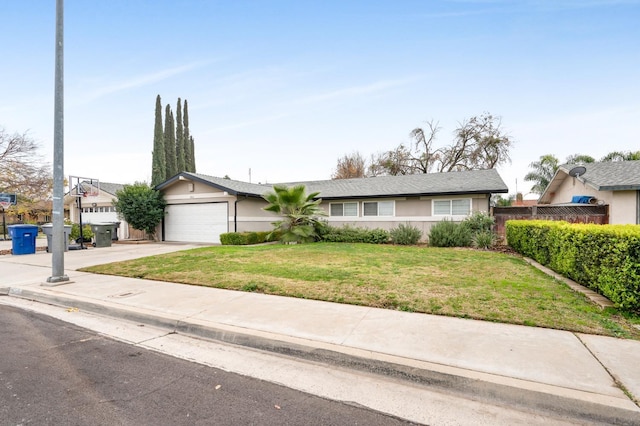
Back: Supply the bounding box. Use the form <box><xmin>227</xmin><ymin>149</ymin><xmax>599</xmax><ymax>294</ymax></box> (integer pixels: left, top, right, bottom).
<box><xmin>189</xmin><ymin>135</ymin><xmax>196</xmax><ymax>172</ymax></box>
<box><xmin>183</xmin><ymin>99</ymin><xmax>193</xmax><ymax>172</ymax></box>
<box><xmin>164</xmin><ymin>104</ymin><xmax>177</xmax><ymax>178</ymax></box>
<box><xmin>151</xmin><ymin>95</ymin><xmax>166</xmax><ymax>186</ymax></box>
<box><xmin>175</xmin><ymin>98</ymin><xmax>185</xmax><ymax>172</ymax></box>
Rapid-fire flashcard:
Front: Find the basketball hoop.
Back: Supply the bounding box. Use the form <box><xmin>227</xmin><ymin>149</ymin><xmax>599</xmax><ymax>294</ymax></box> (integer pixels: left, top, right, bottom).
<box><xmin>69</xmin><ymin>176</ymin><xmax>100</xmax><ymax>198</ymax></box>
<box><xmin>0</xmin><ymin>193</ymin><xmax>14</xmax><ymax>211</ymax></box>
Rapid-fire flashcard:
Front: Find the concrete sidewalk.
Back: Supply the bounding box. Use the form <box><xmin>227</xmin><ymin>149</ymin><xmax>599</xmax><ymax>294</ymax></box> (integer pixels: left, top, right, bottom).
<box><xmin>1</xmin><ymin>242</ymin><xmax>639</xmax><ymax>424</ymax></box>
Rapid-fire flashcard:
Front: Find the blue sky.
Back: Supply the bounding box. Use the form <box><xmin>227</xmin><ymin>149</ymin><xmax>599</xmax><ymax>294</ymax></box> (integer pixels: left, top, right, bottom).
<box><xmin>2</xmin><ymin>1</ymin><xmax>639</xmax><ymax>196</ymax></box>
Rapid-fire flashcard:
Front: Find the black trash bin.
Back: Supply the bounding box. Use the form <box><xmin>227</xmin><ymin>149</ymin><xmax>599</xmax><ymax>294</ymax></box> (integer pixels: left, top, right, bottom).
<box><xmin>90</xmin><ymin>223</ymin><xmax>112</xmax><ymax>248</ymax></box>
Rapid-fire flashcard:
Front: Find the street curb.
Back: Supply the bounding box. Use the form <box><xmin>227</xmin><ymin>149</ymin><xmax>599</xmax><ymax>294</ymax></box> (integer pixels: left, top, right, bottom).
<box><xmin>5</xmin><ymin>287</ymin><xmax>640</xmax><ymax>425</ymax></box>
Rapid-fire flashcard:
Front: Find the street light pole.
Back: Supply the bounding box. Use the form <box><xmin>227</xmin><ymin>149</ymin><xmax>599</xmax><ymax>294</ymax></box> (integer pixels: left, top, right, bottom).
<box><xmin>47</xmin><ymin>0</ymin><xmax>69</xmax><ymax>284</ymax></box>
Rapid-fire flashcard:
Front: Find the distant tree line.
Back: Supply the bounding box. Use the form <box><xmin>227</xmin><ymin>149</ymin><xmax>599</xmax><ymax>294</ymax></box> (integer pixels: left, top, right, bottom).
<box><xmin>151</xmin><ymin>95</ymin><xmax>196</xmax><ymax>186</ymax></box>
<box><xmin>332</xmin><ymin>112</ymin><xmax>513</xmax><ymax>179</ymax></box>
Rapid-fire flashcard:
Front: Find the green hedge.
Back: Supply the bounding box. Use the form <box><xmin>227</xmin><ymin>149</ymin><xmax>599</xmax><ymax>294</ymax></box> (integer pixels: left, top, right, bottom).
<box><xmin>506</xmin><ymin>220</ymin><xmax>640</xmax><ymax>311</ymax></box>
<box><xmin>219</xmin><ymin>231</ymin><xmax>277</xmax><ymax>245</ymax></box>
<box><xmin>320</xmin><ymin>225</ymin><xmax>389</xmax><ymax>244</ymax></box>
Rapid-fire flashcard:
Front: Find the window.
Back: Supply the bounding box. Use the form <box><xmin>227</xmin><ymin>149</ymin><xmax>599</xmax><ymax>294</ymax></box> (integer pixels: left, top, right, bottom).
<box><xmin>433</xmin><ymin>199</ymin><xmax>471</xmax><ymax>216</ymax></box>
<box><xmin>330</xmin><ymin>202</ymin><xmax>358</xmax><ymax>217</ymax></box>
<box><xmin>363</xmin><ymin>201</ymin><xmax>394</xmax><ymax>217</ymax></box>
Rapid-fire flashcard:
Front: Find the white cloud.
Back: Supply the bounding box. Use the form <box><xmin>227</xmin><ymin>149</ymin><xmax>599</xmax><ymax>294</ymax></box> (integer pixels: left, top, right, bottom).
<box><xmin>70</xmin><ymin>62</ymin><xmax>204</xmax><ymax>105</ymax></box>
<box><xmin>292</xmin><ymin>78</ymin><xmax>418</xmax><ymax>106</ymax></box>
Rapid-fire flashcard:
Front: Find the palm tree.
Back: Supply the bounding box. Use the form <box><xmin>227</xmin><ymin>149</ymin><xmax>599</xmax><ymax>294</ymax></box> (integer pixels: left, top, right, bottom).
<box><xmin>565</xmin><ymin>154</ymin><xmax>595</xmax><ymax>164</ymax></box>
<box><xmin>262</xmin><ymin>184</ymin><xmax>327</xmax><ymax>243</ymax></box>
<box><xmin>524</xmin><ymin>154</ymin><xmax>559</xmax><ymax>194</ymax></box>
<box><xmin>601</xmin><ymin>150</ymin><xmax>640</xmax><ymax>162</ymax></box>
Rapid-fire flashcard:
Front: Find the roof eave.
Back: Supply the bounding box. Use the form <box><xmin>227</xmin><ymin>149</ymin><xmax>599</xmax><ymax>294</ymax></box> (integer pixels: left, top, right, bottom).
<box><xmin>156</xmin><ymin>172</ymin><xmax>246</xmax><ymax>196</ymax></box>
<box><xmin>319</xmin><ymin>188</ymin><xmax>507</xmax><ymax>201</ymax></box>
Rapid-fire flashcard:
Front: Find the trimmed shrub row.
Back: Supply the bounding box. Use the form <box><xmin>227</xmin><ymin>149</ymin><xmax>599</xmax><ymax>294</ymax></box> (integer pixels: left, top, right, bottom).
<box><xmin>319</xmin><ymin>225</ymin><xmax>390</xmax><ymax>244</ymax></box>
<box><xmin>219</xmin><ymin>231</ymin><xmax>278</xmax><ymax>245</ymax></box>
<box><xmin>506</xmin><ymin>220</ymin><xmax>640</xmax><ymax>311</ymax></box>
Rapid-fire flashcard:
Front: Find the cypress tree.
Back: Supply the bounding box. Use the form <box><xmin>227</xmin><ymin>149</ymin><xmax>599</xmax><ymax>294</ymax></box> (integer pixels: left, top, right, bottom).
<box><xmin>151</xmin><ymin>95</ymin><xmax>166</xmax><ymax>186</ymax></box>
<box><xmin>175</xmin><ymin>98</ymin><xmax>185</xmax><ymax>173</ymax></box>
<box><xmin>189</xmin><ymin>136</ymin><xmax>196</xmax><ymax>172</ymax></box>
<box><xmin>183</xmin><ymin>99</ymin><xmax>192</xmax><ymax>172</ymax></box>
<box><xmin>164</xmin><ymin>104</ymin><xmax>177</xmax><ymax>178</ymax></box>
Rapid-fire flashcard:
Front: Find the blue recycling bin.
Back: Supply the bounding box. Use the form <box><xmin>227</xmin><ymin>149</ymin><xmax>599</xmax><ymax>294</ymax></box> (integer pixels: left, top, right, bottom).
<box><xmin>8</xmin><ymin>224</ymin><xmax>39</xmax><ymax>255</ymax></box>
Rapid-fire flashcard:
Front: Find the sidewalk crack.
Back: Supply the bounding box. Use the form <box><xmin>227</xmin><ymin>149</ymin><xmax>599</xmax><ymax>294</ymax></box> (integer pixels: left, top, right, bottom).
<box><xmin>574</xmin><ymin>333</ymin><xmax>639</xmax><ymax>407</ymax></box>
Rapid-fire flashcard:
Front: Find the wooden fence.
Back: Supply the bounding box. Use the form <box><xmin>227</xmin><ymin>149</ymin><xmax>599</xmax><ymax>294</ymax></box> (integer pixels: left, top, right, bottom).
<box><xmin>493</xmin><ymin>205</ymin><xmax>609</xmax><ymax>242</ymax></box>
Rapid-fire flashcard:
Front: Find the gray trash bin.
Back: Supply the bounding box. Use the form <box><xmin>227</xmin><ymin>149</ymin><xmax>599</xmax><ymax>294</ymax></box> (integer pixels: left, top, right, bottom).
<box><xmin>41</xmin><ymin>223</ymin><xmax>72</xmax><ymax>252</ymax></box>
<box><xmin>90</xmin><ymin>223</ymin><xmax>112</xmax><ymax>248</ymax></box>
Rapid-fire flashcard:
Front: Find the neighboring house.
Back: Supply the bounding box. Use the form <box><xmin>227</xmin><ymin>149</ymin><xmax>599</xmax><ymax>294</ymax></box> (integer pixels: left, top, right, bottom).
<box><xmin>156</xmin><ymin>169</ymin><xmax>508</xmax><ymax>244</ymax></box>
<box><xmin>64</xmin><ymin>181</ymin><xmax>130</xmax><ymax>240</ymax></box>
<box><xmin>2</xmin><ymin>200</ymin><xmax>52</xmax><ymax>225</ymax></box>
<box><xmin>538</xmin><ymin>161</ymin><xmax>640</xmax><ymax>225</ymax></box>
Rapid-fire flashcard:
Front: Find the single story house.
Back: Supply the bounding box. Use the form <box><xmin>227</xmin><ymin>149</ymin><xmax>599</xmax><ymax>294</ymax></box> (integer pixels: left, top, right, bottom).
<box><xmin>64</xmin><ymin>181</ymin><xmax>130</xmax><ymax>240</ymax></box>
<box><xmin>155</xmin><ymin>169</ymin><xmax>508</xmax><ymax>244</ymax></box>
<box><xmin>538</xmin><ymin>160</ymin><xmax>640</xmax><ymax>225</ymax></box>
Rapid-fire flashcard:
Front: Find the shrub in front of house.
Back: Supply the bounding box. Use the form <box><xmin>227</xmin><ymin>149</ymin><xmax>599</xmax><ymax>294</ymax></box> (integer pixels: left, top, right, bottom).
<box><xmin>219</xmin><ymin>231</ymin><xmax>277</xmax><ymax>245</ymax></box>
<box><xmin>320</xmin><ymin>225</ymin><xmax>389</xmax><ymax>244</ymax></box>
<box><xmin>462</xmin><ymin>211</ymin><xmax>494</xmax><ymax>234</ymax></box>
<box><xmin>428</xmin><ymin>219</ymin><xmax>473</xmax><ymax>247</ymax></box>
<box><xmin>472</xmin><ymin>230</ymin><xmax>496</xmax><ymax>250</ymax></box>
<box><xmin>69</xmin><ymin>223</ymin><xmax>94</xmax><ymax>242</ymax></box>
<box><xmin>389</xmin><ymin>224</ymin><xmax>422</xmax><ymax>245</ymax></box>
<box><xmin>506</xmin><ymin>220</ymin><xmax>640</xmax><ymax>311</ymax></box>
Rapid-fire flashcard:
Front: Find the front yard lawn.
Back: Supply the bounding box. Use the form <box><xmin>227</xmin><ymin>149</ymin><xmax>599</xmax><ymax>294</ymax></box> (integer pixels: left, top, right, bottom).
<box><xmin>81</xmin><ymin>243</ymin><xmax>640</xmax><ymax>339</ymax></box>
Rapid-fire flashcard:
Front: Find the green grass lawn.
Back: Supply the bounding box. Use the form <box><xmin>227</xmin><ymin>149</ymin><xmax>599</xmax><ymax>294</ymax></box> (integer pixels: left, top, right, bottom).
<box><xmin>81</xmin><ymin>243</ymin><xmax>640</xmax><ymax>339</ymax></box>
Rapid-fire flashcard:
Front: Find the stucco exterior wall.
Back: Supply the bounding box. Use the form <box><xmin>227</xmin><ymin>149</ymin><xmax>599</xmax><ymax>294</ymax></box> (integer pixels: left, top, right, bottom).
<box><xmin>544</xmin><ymin>176</ymin><xmax>638</xmax><ymax>224</ymax></box>
<box><xmin>547</xmin><ymin>177</ymin><xmax>613</xmax><ymax>205</ymax></box>
<box><xmin>234</xmin><ymin>197</ymin><xmax>274</xmax><ymax>232</ymax></box>
<box><xmin>611</xmin><ymin>191</ymin><xmax>639</xmax><ymax>224</ymax></box>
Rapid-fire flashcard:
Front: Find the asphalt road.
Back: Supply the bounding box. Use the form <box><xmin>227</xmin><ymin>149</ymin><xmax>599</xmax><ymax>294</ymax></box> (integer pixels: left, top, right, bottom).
<box><xmin>0</xmin><ymin>304</ymin><xmax>415</xmax><ymax>426</ymax></box>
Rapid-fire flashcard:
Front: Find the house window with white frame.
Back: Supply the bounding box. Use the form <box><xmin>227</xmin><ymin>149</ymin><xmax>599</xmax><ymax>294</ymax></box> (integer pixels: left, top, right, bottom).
<box><xmin>433</xmin><ymin>199</ymin><xmax>471</xmax><ymax>216</ymax></box>
<box><xmin>330</xmin><ymin>202</ymin><xmax>358</xmax><ymax>217</ymax></box>
<box><xmin>363</xmin><ymin>200</ymin><xmax>394</xmax><ymax>217</ymax></box>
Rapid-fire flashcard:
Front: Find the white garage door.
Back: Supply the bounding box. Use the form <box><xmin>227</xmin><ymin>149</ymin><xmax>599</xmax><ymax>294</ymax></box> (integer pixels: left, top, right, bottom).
<box><xmin>164</xmin><ymin>203</ymin><xmax>228</xmax><ymax>244</ymax></box>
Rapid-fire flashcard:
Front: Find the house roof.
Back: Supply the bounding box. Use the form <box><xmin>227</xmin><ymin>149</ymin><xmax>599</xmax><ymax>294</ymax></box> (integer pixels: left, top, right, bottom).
<box><xmin>539</xmin><ymin>160</ymin><xmax>640</xmax><ymax>203</ymax></box>
<box><xmin>98</xmin><ymin>182</ymin><xmax>125</xmax><ymax>196</ymax></box>
<box><xmin>157</xmin><ymin>169</ymin><xmax>508</xmax><ymax>199</ymax></box>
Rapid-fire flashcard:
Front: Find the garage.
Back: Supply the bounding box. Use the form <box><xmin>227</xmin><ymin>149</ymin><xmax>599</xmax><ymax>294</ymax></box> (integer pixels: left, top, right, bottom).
<box><xmin>163</xmin><ymin>202</ymin><xmax>228</xmax><ymax>244</ymax></box>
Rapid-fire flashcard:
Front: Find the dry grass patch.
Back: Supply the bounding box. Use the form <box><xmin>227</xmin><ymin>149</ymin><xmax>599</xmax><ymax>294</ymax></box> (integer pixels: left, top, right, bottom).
<box><xmin>81</xmin><ymin>242</ymin><xmax>640</xmax><ymax>339</ymax></box>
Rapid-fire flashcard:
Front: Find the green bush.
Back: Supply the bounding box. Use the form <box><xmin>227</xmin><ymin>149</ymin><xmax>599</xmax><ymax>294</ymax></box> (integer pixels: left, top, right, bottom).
<box><xmin>220</xmin><ymin>231</ymin><xmax>276</xmax><ymax>245</ymax></box>
<box><xmin>69</xmin><ymin>223</ymin><xmax>94</xmax><ymax>242</ymax></box>
<box><xmin>472</xmin><ymin>230</ymin><xmax>496</xmax><ymax>250</ymax></box>
<box><xmin>321</xmin><ymin>225</ymin><xmax>389</xmax><ymax>244</ymax></box>
<box><xmin>462</xmin><ymin>211</ymin><xmax>494</xmax><ymax>234</ymax></box>
<box><xmin>389</xmin><ymin>223</ymin><xmax>422</xmax><ymax>245</ymax></box>
<box><xmin>428</xmin><ymin>219</ymin><xmax>472</xmax><ymax>247</ymax></box>
<box><xmin>506</xmin><ymin>220</ymin><xmax>640</xmax><ymax>311</ymax></box>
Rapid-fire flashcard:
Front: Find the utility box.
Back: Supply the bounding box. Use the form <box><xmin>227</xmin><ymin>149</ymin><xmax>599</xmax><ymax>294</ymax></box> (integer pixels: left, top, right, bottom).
<box><xmin>8</xmin><ymin>224</ymin><xmax>38</xmax><ymax>255</ymax></box>
<box><xmin>90</xmin><ymin>223</ymin><xmax>113</xmax><ymax>248</ymax></box>
<box><xmin>41</xmin><ymin>223</ymin><xmax>73</xmax><ymax>252</ymax></box>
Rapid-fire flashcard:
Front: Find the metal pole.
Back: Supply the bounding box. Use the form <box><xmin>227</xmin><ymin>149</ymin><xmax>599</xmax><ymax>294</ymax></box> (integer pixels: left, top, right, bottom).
<box><xmin>47</xmin><ymin>0</ymin><xmax>69</xmax><ymax>284</ymax></box>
